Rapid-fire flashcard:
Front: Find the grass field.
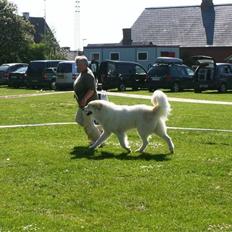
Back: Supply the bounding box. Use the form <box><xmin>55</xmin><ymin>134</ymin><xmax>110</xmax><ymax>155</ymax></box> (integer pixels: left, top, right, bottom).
<box><xmin>0</xmin><ymin>87</ymin><xmax>232</xmax><ymax>231</ymax></box>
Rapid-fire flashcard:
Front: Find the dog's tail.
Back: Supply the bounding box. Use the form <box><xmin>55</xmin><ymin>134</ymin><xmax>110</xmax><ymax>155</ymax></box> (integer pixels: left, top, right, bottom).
<box><xmin>151</xmin><ymin>90</ymin><xmax>171</xmax><ymax>120</ymax></box>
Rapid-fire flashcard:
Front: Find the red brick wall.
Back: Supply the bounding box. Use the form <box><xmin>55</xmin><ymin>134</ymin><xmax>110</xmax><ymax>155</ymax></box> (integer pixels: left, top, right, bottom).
<box><xmin>180</xmin><ymin>47</ymin><xmax>232</xmax><ymax>63</ymax></box>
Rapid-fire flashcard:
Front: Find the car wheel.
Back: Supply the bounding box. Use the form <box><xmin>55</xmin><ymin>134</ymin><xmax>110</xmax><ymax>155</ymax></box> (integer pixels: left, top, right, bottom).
<box><xmin>50</xmin><ymin>81</ymin><xmax>56</xmax><ymax>90</ymax></box>
<box><xmin>132</xmin><ymin>86</ymin><xmax>138</xmax><ymax>91</ymax></box>
<box><xmin>194</xmin><ymin>88</ymin><xmax>202</xmax><ymax>93</ymax></box>
<box><xmin>148</xmin><ymin>87</ymin><xmax>154</xmax><ymax>92</ymax></box>
<box><xmin>171</xmin><ymin>83</ymin><xmax>180</xmax><ymax>92</ymax></box>
<box><xmin>118</xmin><ymin>83</ymin><xmax>126</xmax><ymax>91</ymax></box>
<box><xmin>218</xmin><ymin>83</ymin><xmax>227</xmax><ymax>93</ymax></box>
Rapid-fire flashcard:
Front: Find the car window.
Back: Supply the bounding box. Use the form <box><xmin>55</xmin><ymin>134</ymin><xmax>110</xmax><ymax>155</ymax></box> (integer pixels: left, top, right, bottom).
<box><xmin>57</xmin><ymin>63</ymin><xmax>73</xmax><ymax>73</ymax></box>
<box><xmin>185</xmin><ymin>67</ymin><xmax>194</xmax><ymax>76</ymax></box>
<box><xmin>178</xmin><ymin>66</ymin><xmax>188</xmax><ymax>77</ymax></box>
<box><xmin>148</xmin><ymin>67</ymin><xmax>156</xmax><ymax>76</ymax></box>
<box><xmin>117</xmin><ymin>63</ymin><xmax>134</xmax><ymax>75</ymax></box>
<box><xmin>48</xmin><ymin>61</ymin><xmax>60</xmax><ymax>68</ymax></box>
<box><xmin>199</xmin><ymin>68</ymin><xmax>214</xmax><ymax>80</ymax></box>
<box><xmin>222</xmin><ymin>65</ymin><xmax>232</xmax><ymax>74</ymax></box>
<box><xmin>135</xmin><ymin>65</ymin><xmax>146</xmax><ymax>75</ymax></box>
<box><xmin>45</xmin><ymin>68</ymin><xmax>55</xmax><ymax>74</ymax></box>
<box><xmin>89</xmin><ymin>63</ymin><xmax>97</xmax><ymax>73</ymax></box>
<box><xmin>28</xmin><ymin>62</ymin><xmax>46</xmax><ymax>73</ymax></box>
<box><xmin>0</xmin><ymin>65</ymin><xmax>9</xmax><ymax>71</ymax></box>
<box><xmin>108</xmin><ymin>63</ymin><xmax>116</xmax><ymax>77</ymax></box>
<box><xmin>99</xmin><ymin>62</ymin><xmax>108</xmax><ymax>74</ymax></box>
<box><xmin>198</xmin><ymin>68</ymin><xmax>207</xmax><ymax>80</ymax></box>
<box><xmin>15</xmin><ymin>66</ymin><xmax>27</xmax><ymax>73</ymax></box>
<box><xmin>149</xmin><ymin>65</ymin><xmax>169</xmax><ymax>77</ymax></box>
<box><xmin>170</xmin><ymin>66</ymin><xmax>179</xmax><ymax>76</ymax></box>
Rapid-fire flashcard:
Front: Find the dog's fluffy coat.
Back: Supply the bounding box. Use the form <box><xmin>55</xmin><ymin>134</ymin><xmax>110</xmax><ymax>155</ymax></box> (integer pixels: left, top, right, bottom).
<box><xmin>84</xmin><ymin>90</ymin><xmax>174</xmax><ymax>153</ymax></box>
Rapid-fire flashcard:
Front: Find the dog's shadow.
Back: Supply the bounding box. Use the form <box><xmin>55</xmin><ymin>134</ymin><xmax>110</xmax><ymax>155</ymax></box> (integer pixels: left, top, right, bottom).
<box><xmin>70</xmin><ymin>146</ymin><xmax>171</xmax><ymax>161</ymax></box>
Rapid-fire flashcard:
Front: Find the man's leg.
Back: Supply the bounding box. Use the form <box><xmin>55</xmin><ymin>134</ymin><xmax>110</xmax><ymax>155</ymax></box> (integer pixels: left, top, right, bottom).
<box><xmin>82</xmin><ymin>112</ymin><xmax>101</xmax><ymax>144</ymax></box>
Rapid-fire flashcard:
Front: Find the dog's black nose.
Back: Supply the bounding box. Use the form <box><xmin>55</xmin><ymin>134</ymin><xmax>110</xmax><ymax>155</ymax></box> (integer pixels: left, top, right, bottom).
<box><xmin>86</xmin><ymin>111</ymin><xmax>92</xmax><ymax>116</ymax></box>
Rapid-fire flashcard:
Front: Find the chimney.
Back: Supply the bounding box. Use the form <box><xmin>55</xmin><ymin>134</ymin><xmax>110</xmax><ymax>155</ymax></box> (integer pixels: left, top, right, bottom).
<box><xmin>201</xmin><ymin>0</ymin><xmax>214</xmax><ymax>9</ymax></box>
<box><xmin>122</xmin><ymin>28</ymin><xmax>132</xmax><ymax>45</ymax></box>
<box><xmin>23</xmin><ymin>12</ymin><xmax>30</xmax><ymax>20</ymax></box>
<box><xmin>201</xmin><ymin>0</ymin><xmax>215</xmax><ymax>45</ymax></box>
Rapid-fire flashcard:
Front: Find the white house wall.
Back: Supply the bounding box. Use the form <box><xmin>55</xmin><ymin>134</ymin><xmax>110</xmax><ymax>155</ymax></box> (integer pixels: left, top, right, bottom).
<box><xmin>84</xmin><ymin>46</ymin><xmax>179</xmax><ymax>71</ymax></box>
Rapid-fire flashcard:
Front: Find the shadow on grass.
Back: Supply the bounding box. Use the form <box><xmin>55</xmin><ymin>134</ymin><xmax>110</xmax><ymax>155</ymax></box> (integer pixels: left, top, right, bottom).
<box><xmin>70</xmin><ymin>146</ymin><xmax>171</xmax><ymax>161</ymax></box>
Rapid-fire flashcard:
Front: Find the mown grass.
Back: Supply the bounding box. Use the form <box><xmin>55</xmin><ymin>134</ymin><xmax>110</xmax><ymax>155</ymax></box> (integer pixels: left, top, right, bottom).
<box><xmin>123</xmin><ymin>89</ymin><xmax>232</xmax><ymax>102</ymax></box>
<box><xmin>0</xmin><ymin>86</ymin><xmax>41</xmax><ymax>96</ymax></box>
<box><xmin>1</xmin><ymin>85</ymin><xmax>232</xmax><ymax>102</ymax></box>
<box><xmin>0</xmin><ymin>88</ymin><xmax>232</xmax><ymax>231</ymax></box>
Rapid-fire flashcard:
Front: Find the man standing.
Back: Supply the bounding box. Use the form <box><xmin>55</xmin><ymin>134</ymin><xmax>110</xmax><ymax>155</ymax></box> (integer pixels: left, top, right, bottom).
<box><xmin>74</xmin><ymin>55</ymin><xmax>101</xmax><ymax>145</ymax></box>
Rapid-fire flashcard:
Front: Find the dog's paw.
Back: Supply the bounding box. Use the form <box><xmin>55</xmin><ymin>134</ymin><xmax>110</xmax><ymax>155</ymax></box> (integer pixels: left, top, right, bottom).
<box><xmin>89</xmin><ymin>145</ymin><xmax>96</xmax><ymax>150</ymax></box>
<box><xmin>136</xmin><ymin>149</ymin><xmax>144</xmax><ymax>153</ymax></box>
<box><xmin>125</xmin><ymin>147</ymin><xmax>131</xmax><ymax>153</ymax></box>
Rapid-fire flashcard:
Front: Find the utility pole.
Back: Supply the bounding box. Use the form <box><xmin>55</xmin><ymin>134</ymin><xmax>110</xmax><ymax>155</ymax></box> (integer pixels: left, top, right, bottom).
<box><xmin>74</xmin><ymin>0</ymin><xmax>80</xmax><ymax>51</ymax></box>
<box><xmin>43</xmin><ymin>0</ymin><xmax>47</xmax><ymax>20</ymax></box>
<box><xmin>43</xmin><ymin>0</ymin><xmax>47</xmax><ymax>37</ymax></box>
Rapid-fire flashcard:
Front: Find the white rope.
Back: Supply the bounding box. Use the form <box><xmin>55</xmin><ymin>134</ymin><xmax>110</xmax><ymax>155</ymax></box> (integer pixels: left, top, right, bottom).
<box><xmin>0</xmin><ymin>122</ymin><xmax>232</xmax><ymax>133</ymax></box>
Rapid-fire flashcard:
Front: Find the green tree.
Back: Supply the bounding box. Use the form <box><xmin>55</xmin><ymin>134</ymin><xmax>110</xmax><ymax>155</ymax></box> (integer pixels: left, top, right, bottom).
<box><xmin>40</xmin><ymin>28</ymin><xmax>66</xmax><ymax>60</ymax></box>
<box><xmin>0</xmin><ymin>0</ymin><xmax>34</xmax><ymax>64</ymax></box>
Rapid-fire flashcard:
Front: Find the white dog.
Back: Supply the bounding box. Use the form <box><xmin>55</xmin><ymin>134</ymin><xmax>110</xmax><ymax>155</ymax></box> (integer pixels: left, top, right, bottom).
<box><xmin>84</xmin><ymin>90</ymin><xmax>174</xmax><ymax>153</ymax></box>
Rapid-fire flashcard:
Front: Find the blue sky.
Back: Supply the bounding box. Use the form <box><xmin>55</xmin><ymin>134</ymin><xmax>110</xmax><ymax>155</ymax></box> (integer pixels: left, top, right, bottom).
<box><xmin>10</xmin><ymin>0</ymin><xmax>232</xmax><ymax>50</ymax></box>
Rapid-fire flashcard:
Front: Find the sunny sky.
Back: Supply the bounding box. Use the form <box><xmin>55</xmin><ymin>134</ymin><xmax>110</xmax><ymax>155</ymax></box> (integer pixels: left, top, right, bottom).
<box><xmin>9</xmin><ymin>0</ymin><xmax>232</xmax><ymax>50</ymax></box>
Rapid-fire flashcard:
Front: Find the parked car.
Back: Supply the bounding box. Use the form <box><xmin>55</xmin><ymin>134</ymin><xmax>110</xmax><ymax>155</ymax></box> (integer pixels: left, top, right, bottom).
<box><xmin>192</xmin><ymin>56</ymin><xmax>232</xmax><ymax>93</ymax></box>
<box><xmin>0</xmin><ymin>63</ymin><xmax>28</xmax><ymax>85</ymax></box>
<box><xmin>43</xmin><ymin>67</ymin><xmax>57</xmax><ymax>90</ymax></box>
<box><xmin>56</xmin><ymin>61</ymin><xmax>78</xmax><ymax>90</ymax></box>
<box><xmin>98</xmin><ymin>60</ymin><xmax>147</xmax><ymax>91</ymax></box>
<box><xmin>147</xmin><ymin>57</ymin><xmax>194</xmax><ymax>92</ymax></box>
<box><xmin>8</xmin><ymin>66</ymin><xmax>28</xmax><ymax>88</ymax></box>
<box><xmin>26</xmin><ymin>60</ymin><xmax>62</xmax><ymax>89</ymax></box>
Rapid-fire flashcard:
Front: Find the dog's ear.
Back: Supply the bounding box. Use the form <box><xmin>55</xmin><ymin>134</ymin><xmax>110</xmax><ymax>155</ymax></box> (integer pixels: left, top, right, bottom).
<box><xmin>93</xmin><ymin>102</ymin><xmax>103</xmax><ymax>110</ymax></box>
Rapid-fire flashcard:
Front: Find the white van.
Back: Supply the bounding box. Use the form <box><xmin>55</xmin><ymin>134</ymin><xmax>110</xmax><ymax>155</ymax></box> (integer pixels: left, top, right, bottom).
<box><xmin>56</xmin><ymin>61</ymin><xmax>78</xmax><ymax>90</ymax></box>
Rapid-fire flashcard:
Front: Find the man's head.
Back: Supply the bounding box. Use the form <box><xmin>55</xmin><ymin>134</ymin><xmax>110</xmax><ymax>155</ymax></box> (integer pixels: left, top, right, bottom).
<box><xmin>75</xmin><ymin>55</ymin><xmax>88</xmax><ymax>73</ymax></box>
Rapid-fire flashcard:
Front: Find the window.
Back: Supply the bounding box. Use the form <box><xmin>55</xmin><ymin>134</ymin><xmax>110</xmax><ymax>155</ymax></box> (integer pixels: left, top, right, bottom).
<box><xmin>185</xmin><ymin>67</ymin><xmax>194</xmax><ymax>76</ymax></box>
<box><xmin>117</xmin><ymin>63</ymin><xmax>134</xmax><ymax>75</ymax></box>
<box><xmin>222</xmin><ymin>65</ymin><xmax>232</xmax><ymax>74</ymax></box>
<box><xmin>108</xmin><ymin>63</ymin><xmax>116</xmax><ymax>77</ymax></box>
<box><xmin>137</xmin><ymin>52</ymin><xmax>148</xmax><ymax>61</ymax></box>
<box><xmin>160</xmin><ymin>51</ymin><xmax>176</xmax><ymax>57</ymax></box>
<box><xmin>110</xmin><ymin>53</ymin><xmax>119</xmax><ymax>60</ymax></box>
<box><xmin>91</xmin><ymin>53</ymin><xmax>100</xmax><ymax>61</ymax></box>
<box><xmin>135</xmin><ymin>65</ymin><xmax>146</xmax><ymax>75</ymax></box>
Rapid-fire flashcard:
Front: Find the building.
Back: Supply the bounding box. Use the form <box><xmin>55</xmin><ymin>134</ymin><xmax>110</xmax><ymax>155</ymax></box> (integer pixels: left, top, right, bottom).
<box><xmin>131</xmin><ymin>0</ymin><xmax>232</xmax><ymax>63</ymax></box>
<box><xmin>84</xmin><ymin>0</ymin><xmax>232</xmax><ymax>68</ymax></box>
<box><xmin>22</xmin><ymin>12</ymin><xmax>59</xmax><ymax>46</ymax></box>
<box><xmin>84</xmin><ymin>29</ymin><xmax>180</xmax><ymax>71</ymax></box>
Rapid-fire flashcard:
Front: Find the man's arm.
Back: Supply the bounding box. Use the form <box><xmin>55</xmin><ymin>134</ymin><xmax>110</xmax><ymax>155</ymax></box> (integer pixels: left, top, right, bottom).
<box><xmin>78</xmin><ymin>89</ymin><xmax>95</xmax><ymax>108</ymax></box>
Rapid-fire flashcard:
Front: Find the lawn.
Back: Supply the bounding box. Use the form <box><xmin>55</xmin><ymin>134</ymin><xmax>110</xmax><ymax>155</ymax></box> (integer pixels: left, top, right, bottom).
<box><xmin>0</xmin><ymin>88</ymin><xmax>232</xmax><ymax>231</ymax></box>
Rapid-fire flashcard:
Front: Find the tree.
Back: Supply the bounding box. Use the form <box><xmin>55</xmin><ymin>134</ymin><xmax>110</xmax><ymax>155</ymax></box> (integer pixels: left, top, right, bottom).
<box><xmin>0</xmin><ymin>0</ymin><xmax>34</xmax><ymax>64</ymax></box>
<box><xmin>40</xmin><ymin>28</ymin><xmax>66</xmax><ymax>60</ymax></box>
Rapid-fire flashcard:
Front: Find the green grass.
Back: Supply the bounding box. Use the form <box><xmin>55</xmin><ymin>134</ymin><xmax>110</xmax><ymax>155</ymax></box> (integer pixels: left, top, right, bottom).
<box><xmin>0</xmin><ymin>88</ymin><xmax>232</xmax><ymax>231</ymax></box>
<box><xmin>122</xmin><ymin>89</ymin><xmax>232</xmax><ymax>102</ymax></box>
<box><xmin>0</xmin><ymin>85</ymin><xmax>45</xmax><ymax>96</ymax></box>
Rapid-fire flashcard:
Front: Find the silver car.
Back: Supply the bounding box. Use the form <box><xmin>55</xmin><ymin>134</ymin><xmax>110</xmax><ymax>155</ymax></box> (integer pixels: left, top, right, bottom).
<box><xmin>56</xmin><ymin>61</ymin><xmax>78</xmax><ymax>90</ymax></box>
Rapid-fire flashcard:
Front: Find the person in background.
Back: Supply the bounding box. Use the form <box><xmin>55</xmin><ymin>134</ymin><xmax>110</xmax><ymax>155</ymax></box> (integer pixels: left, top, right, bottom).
<box><xmin>73</xmin><ymin>55</ymin><xmax>101</xmax><ymax>145</ymax></box>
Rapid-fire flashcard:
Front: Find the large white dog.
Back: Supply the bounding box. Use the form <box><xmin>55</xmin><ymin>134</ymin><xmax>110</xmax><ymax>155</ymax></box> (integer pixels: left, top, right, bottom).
<box><xmin>84</xmin><ymin>90</ymin><xmax>174</xmax><ymax>153</ymax></box>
